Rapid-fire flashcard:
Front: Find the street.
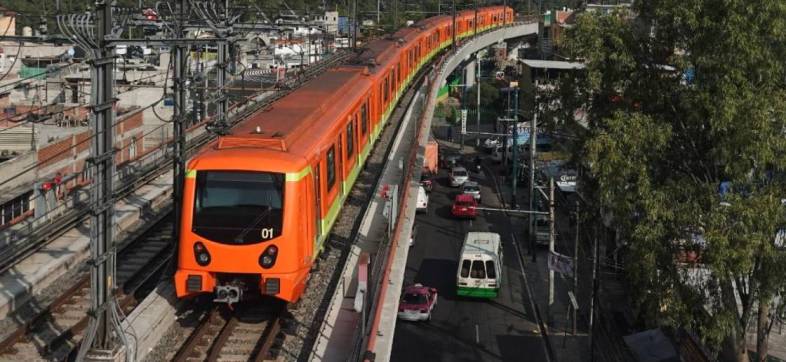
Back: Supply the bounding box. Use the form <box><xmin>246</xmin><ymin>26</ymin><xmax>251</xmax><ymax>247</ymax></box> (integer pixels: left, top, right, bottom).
<box><xmin>390</xmin><ymin>148</ymin><xmax>550</xmax><ymax>362</ymax></box>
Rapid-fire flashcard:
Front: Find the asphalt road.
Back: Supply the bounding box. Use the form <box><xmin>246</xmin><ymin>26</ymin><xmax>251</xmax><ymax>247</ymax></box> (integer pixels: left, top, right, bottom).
<box><xmin>390</xmin><ymin>157</ymin><xmax>549</xmax><ymax>362</ymax></box>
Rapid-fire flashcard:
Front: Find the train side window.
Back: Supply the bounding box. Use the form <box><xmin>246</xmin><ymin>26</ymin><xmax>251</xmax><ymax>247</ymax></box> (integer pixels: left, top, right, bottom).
<box><xmin>326</xmin><ymin>146</ymin><xmax>336</xmax><ymax>190</ymax></box>
<box><xmin>361</xmin><ymin>102</ymin><xmax>368</xmax><ymax>135</ymax></box>
<box><xmin>346</xmin><ymin>122</ymin><xmax>354</xmax><ymax>156</ymax></box>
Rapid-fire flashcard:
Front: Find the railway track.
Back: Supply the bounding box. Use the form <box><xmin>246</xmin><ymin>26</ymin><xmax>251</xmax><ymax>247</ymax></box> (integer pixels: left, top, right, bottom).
<box><xmin>144</xmin><ymin>53</ymin><xmax>429</xmax><ymax>361</ymax></box>
<box><xmin>173</xmin><ymin>302</ymin><xmax>285</xmax><ymax>362</ymax></box>
<box><xmin>0</xmin><ymin>216</ymin><xmax>174</xmax><ymax>361</ymax></box>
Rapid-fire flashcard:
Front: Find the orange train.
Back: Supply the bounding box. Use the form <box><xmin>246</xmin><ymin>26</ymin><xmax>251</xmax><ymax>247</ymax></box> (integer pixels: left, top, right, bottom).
<box><xmin>175</xmin><ymin>6</ymin><xmax>515</xmax><ymax>304</ymax></box>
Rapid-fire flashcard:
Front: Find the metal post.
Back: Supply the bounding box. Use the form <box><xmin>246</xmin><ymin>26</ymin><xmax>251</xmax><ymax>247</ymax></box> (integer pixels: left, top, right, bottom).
<box><xmin>503</xmin><ymin>0</ymin><xmax>508</xmax><ymax>24</ymax></box>
<box><xmin>573</xmin><ymin>200</ymin><xmax>579</xmax><ymax>335</ymax></box>
<box><xmin>474</xmin><ymin>0</ymin><xmax>478</xmax><ymax>35</ymax></box>
<box><xmin>475</xmin><ymin>56</ymin><xmax>481</xmax><ymax>147</ymax></box>
<box><xmin>393</xmin><ymin>0</ymin><xmax>398</xmax><ymax>29</ymax></box>
<box><xmin>352</xmin><ymin>0</ymin><xmax>358</xmax><ymax>50</ymax></box>
<box><xmin>529</xmin><ymin>82</ymin><xmax>538</xmax><ymax>261</ymax></box>
<box><xmin>452</xmin><ymin>0</ymin><xmax>456</xmax><ymax>49</ymax></box>
<box><xmin>80</xmin><ymin>1</ymin><xmax>120</xmax><ymax>359</ymax></box>
<box><xmin>377</xmin><ymin>0</ymin><xmax>381</xmax><ymax>26</ymax></box>
<box><xmin>173</xmin><ymin>0</ymin><xmax>187</xmax><ymax>247</ymax></box>
<box><xmin>589</xmin><ymin>221</ymin><xmax>599</xmax><ymax>361</ymax></box>
<box><xmin>511</xmin><ymin>87</ymin><xmax>518</xmax><ymax>208</ymax></box>
<box><xmin>547</xmin><ymin>177</ymin><xmax>555</xmax><ymax>327</ymax></box>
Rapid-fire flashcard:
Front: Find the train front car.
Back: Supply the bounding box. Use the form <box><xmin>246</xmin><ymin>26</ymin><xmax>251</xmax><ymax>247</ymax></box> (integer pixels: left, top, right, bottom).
<box><xmin>174</xmin><ymin>147</ymin><xmax>313</xmax><ymax>304</ymax></box>
<box><xmin>175</xmin><ymin>66</ymin><xmax>374</xmax><ymax>305</ymax></box>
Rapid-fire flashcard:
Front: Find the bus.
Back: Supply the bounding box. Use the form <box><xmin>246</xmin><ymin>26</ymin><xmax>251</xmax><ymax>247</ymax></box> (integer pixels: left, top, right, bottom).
<box><xmin>456</xmin><ymin>232</ymin><xmax>503</xmax><ymax>298</ymax></box>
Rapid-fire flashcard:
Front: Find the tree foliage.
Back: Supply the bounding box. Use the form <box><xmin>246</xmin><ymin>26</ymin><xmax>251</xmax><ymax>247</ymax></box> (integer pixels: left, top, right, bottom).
<box><xmin>558</xmin><ymin>1</ymin><xmax>786</xmax><ymax>360</ymax></box>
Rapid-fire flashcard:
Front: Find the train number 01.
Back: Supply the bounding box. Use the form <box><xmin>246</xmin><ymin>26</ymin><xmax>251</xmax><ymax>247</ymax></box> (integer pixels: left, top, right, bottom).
<box><xmin>260</xmin><ymin>228</ymin><xmax>275</xmax><ymax>239</ymax></box>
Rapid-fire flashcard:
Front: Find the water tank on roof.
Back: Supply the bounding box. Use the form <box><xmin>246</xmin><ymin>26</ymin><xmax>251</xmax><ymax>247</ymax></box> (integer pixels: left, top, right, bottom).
<box><xmin>22</xmin><ymin>27</ymin><xmax>33</xmax><ymax>37</ymax></box>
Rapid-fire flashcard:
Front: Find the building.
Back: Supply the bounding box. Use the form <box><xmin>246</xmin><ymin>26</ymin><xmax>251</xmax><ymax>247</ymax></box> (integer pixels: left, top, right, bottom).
<box><xmin>0</xmin><ymin>6</ymin><xmax>15</xmax><ymax>37</ymax></box>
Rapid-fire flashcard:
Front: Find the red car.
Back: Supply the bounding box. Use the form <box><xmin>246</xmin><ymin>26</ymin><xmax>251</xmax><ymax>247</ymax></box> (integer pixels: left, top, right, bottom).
<box><xmin>451</xmin><ymin>194</ymin><xmax>478</xmax><ymax>218</ymax></box>
<box><xmin>397</xmin><ymin>284</ymin><xmax>438</xmax><ymax>322</ymax></box>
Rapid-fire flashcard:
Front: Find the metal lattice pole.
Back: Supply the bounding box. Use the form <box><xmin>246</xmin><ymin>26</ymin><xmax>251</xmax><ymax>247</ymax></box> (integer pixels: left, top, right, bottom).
<box><xmin>74</xmin><ymin>1</ymin><xmax>126</xmax><ymax>360</ymax></box>
<box><xmin>173</xmin><ymin>0</ymin><xmax>188</xmax><ymax>245</ymax></box>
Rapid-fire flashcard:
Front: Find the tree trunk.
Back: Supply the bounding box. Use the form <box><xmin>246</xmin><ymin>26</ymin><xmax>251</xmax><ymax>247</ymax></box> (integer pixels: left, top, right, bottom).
<box><xmin>757</xmin><ymin>298</ymin><xmax>771</xmax><ymax>362</ymax></box>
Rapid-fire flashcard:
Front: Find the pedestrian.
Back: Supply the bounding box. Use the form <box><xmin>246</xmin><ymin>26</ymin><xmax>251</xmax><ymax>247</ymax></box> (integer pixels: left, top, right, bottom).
<box><xmin>447</xmin><ymin>125</ymin><xmax>453</xmax><ymax>142</ymax></box>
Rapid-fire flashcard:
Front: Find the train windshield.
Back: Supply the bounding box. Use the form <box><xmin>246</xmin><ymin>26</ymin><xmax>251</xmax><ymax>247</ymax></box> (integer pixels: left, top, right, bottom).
<box><xmin>192</xmin><ymin>171</ymin><xmax>284</xmax><ymax>244</ymax></box>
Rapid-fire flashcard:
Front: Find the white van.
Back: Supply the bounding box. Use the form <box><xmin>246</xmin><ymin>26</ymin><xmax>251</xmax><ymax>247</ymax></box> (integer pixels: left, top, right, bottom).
<box><xmin>416</xmin><ymin>185</ymin><xmax>428</xmax><ymax>213</ymax></box>
<box><xmin>456</xmin><ymin>232</ymin><xmax>503</xmax><ymax>298</ymax></box>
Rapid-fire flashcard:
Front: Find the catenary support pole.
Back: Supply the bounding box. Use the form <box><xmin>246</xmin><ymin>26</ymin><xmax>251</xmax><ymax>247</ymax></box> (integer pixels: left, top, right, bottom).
<box><xmin>172</xmin><ymin>0</ymin><xmax>187</xmax><ymax>255</ymax></box>
<box><xmin>80</xmin><ymin>1</ymin><xmax>122</xmax><ymax>360</ymax></box>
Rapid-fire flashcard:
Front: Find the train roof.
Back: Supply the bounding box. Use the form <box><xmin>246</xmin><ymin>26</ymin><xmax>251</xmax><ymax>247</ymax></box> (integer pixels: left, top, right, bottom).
<box><xmin>190</xmin><ymin>67</ymin><xmax>371</xmax><ymax>173</ymax></box>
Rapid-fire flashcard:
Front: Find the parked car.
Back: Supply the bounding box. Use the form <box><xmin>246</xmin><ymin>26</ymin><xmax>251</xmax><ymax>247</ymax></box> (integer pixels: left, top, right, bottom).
<box><xmin>450</xmin><ymin>166</ymin><xmax>469</xmax><ymax>187</ymax></box>
<box><xmin>451</xmin><ymin>194</ymin><xmax>478</xmax><ymax>218</ymax></box>
<box><xmin>397</xmin><ymin>284</ymin><xmax>438</xmax><ymax>322</ymax></box>
<box><xmin>416</xmin><ymin>186</ymin><xmax>429</xmax><ymax>213</ymax></box>
<box><xmin>461</xmin><ymin>181</ymin><xmax>481</xmax><ymax>203</ymax></box>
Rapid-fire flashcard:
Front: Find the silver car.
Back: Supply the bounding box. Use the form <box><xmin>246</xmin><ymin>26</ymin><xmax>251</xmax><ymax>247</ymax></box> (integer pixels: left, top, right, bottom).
<box><xmin>461</xmin><ymin>181</ymin><xmax>481</xmax><ymax>203</ymax></box>
<box><xmin>450</xmin><ymin>167</ymin><xmax>469</xmax><ymax>187</ymax></box>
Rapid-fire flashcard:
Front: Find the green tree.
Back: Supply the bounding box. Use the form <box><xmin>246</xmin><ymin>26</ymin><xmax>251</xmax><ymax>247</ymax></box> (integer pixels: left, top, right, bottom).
<box><xmin>558</xmin><ymin>2</ymin><xmax>786</xmax><ymax>361</ymax></box>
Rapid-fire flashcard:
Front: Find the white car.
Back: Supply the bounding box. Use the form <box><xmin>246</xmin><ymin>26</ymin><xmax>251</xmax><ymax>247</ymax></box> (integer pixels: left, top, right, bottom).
<box><xmin>483</xmin><ymin>137</ymin><xmax>501</xmax><ymax>150</ymax></box>
<box><xmin>450</xmin><ymin>167</ymin><xmax>469</xmax><ymax>187</ymax></box>
<box><xmin>416</xmin><ymin>186</ymin><xmax>428</xmax><ymax>213</ymax></box>
<box><xmin>461</xmin><ymin>181</ymin><xmax>481</xmax><ymax>203</ymax></box>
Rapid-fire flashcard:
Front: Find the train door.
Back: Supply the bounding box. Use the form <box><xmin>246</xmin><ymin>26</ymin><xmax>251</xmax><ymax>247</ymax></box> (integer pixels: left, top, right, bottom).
<box><xmin>338</xmin><ymin>135</ymin><xmax>345</xmax><ymax>196</ymax></box>
<box><xmin>313</xmin><ymin>164</ymin><xmax>322</xmax><ymax>240</ymax></box>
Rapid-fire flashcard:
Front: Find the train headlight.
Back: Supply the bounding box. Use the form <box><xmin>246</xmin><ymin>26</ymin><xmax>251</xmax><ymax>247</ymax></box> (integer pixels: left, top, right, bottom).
<box><xmin>259</xmin><ymin>245</ymin><xmax>278</xmax><ymax>269</ymax></box>
<box><xmin>194</xmin><ymin>241</ymin><xmax>211</xmax><ymax>266</ymax></box>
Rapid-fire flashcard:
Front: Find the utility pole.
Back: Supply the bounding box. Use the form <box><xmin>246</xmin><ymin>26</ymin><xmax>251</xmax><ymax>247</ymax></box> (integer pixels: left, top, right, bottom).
<box><xmin>511</xmin><ymin>85</ymin><xmax>519</xmax><ymax>208</ymax></box>
<box><xmin>573</xmin><ymin>200</ymin><xmax>579</xmax><ymax>335</ymax></box>
<box><xmin>474</xmin><ymin>0</ymin><xmax>478</xmax><ymax>36</ymax></box>
<box><xmin>352</xmin><ymin>0</ymin><xmax>358</xmax><ymax>50</ymax></box>
<box><xmin>589</xmin><ymin>219</ymin><xmax>599</xmax><ymax>361</ymax></box>
<box><xmin>529</xmin><ymin>81</ymin><xmax>538</xmax><ymax>261</ymax></box>
<box><xmin>452</xmin><ymin>0</ymin><xmax>456</xmax><ymax>49</ymax></box>
<box><xmin>393</xmin><ymin>0</ymin><xmax>398</xmax><ymax>29</ymax></box>
<box><xmin>78</xmin><ymin>1</ymin><xmax>124</xmax><ymax>360</ymax></box>
<box><xmin>547</xmin><ymin>177</ymin><xmax>555</xmax><ymax>327</ymax></box>
<box><xmin>503</xmin><ymin>0</ymin><xmax>508</xmax><ymax>24</ymax></box>
<box><xmin>172</xmin><ymin>0</ymin><xmax>188</xmax><ymax>249</ymax></box>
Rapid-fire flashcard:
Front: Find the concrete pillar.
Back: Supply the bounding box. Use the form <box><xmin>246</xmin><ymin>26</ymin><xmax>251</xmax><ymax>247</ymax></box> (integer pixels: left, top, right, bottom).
<box><xmin>465</xmin><ymin>59</ymin><xmax>476</xmax><ymax>88</ymax></box>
